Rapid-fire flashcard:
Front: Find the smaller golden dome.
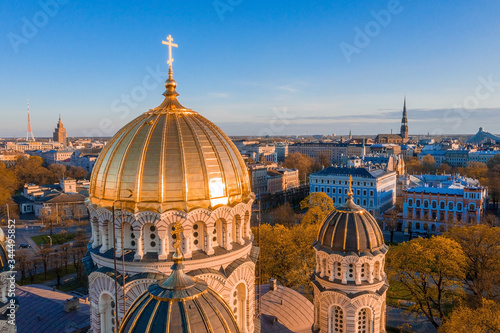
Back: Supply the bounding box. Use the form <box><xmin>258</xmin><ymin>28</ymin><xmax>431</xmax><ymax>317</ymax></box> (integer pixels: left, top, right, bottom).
<box><xmin>119</xmin><ymin>236</ymin><xmax>240</xmax><ymax>333</ymax></box>
<box><xmin>315</xmin><ymin>194</ymin><xmax>386</xmax><ymax>255</ymax></box>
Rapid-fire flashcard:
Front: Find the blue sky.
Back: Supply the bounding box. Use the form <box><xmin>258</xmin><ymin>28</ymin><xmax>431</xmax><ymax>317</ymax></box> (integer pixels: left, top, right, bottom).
<box><xmin>1</xmin><ymin>0</ymin><xmax>500</xmax><ymax>137</ymax></box>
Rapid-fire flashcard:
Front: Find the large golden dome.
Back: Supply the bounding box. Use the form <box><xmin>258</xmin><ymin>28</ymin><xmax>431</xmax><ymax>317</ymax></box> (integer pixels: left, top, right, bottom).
<box><xmin>89</xmin><ymin>68</ymin><xmax>251</xmax><ymax>212</ymax></box>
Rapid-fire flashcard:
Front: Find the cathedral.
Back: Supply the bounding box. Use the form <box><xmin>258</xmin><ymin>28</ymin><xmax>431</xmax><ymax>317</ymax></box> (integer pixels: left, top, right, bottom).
<box><xmin>85</xmin><ymin>36</ymin><xmax>388</xmax><ymax>333</ymax></box>
<box><xmin>375</xmin><ymin>98</ymin><xmax>409</xmax><ymax>144</ymax></box>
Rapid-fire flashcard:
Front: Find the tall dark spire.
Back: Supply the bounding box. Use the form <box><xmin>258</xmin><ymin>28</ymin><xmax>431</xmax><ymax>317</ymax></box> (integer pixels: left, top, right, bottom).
<box><xmin>400</xmin><ymin>96</ymin><xmax>409</xmax><ymax>140</ymax></box>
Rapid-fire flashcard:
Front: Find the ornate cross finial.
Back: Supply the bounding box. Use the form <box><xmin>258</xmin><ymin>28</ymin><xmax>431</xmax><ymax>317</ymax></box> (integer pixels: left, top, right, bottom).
<box><xmin>162</xmin><ymin>35</ymin><xmax>178</xmax><ymax>68</ymax></box>
<box><xmin>171</xmin><ymin>220</ymin><xmax>184</xmax><ymax>251</ymax></box>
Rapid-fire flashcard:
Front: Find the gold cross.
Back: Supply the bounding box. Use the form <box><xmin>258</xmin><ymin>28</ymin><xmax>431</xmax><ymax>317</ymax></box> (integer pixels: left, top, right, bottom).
<box><xmin>171</xmin><ymin>220</ymin><xmax>184</xmax><ymax>251</ymax></box>
<box><xmin>162</xmin><ymin>35</ymin><xmax>178</xmax><ymax>67</ymax></box>
<box><xmin>348</xmin><ymin>175</ymin><xmax>353</xmax><ymax>196</ymax></box>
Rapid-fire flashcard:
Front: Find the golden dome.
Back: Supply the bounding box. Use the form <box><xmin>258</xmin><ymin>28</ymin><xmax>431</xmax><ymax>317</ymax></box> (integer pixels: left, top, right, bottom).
<box><xmin>315</xmin><ymin>193</ymin><xmax>386</xmax><ymax>255</ymax></box>
<box><xmin>89</xmin><ymin>68</ymin><xmax>251</xmax><ymax>212</ymax></box>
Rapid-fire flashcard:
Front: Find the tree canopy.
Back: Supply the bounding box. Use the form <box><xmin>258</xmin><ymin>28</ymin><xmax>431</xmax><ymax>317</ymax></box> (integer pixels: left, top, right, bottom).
<box><xmin>300</xmin><ymin>192</ymin><xmax>334</xmax><ymax>225</ymax></box>
<box><xmin>387</xmin><ymin>236</ymin><xmax>467</xmax><ymax>328</ymax></box>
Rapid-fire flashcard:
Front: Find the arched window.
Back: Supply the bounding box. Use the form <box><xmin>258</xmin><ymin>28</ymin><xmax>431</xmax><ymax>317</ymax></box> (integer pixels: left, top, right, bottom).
<box><xmin>357</xmin><ymin>308</ymin><xmax>372</xmax><ymax>333</ymax></box>
<box><xmin>99</xmin><ymin>293</ymin><xmax>115</xmax><ymax>333</ymax></box>
<box><xmin>192</xmin><ymin>222</ymin><xmax>207</xmax><ymax>252</ymax></box>
<box><xmin>423</xmin><ymin>200</ymin><xmax>429</xmax><ymax>208</ymax></box>
<box><xmin>122</xmin><ymin>222</ymin><xmax>135</xmax><ymax>250</ymax></box>
<box><xmin>232</xmin><ymin>215</ymin><xmax>242</xmax><ymax>244</ymax></box>
<box><xmin>335</xmin><ymin>262</ymin><xmax>342</xmax><ymax>279</ymax></box>
<box><xmin>92</xmin><ymin>217</ymin><xmax>100</xmax><ymax>248</ymax></box>
<box><xmin>448</xmin><ymin>202</ymin><xmax>454</xmax><ymax>210</ymax></box>
<box><xmin>360</xmin><ymin>263</ymin><xmax>368</xmax><ymax>281</ymax></box>
<box><xmin>432</xmin><ymin>201</ymin><xmax>437</xmax><ymax>209</ymax></box>
<box><xmin>143</xmin><ymin>223</ymin><xmax>159</xmax><ymax>254</ymax></box>
<box><xmin>347</xmin><ymin>263</ymin><xmax>355</xmax><ymax>282</ymax></box>
<box><xmin>457</xmin><ymin>203</ymin><xmax>463</xmax><ymax>210</ymax></box>
<box><xmin>328</xmin><ymin>305</ymin><xmax>344</xmax><ymax>333</ymax></box>
<box><xmin>440</xmin><ymin>201</ymin><xmax>445</xmax><ymax>210</ymax></box>
<box><xmin>408</xmin><ymin>199</ymin><xmax>413</xmax><ymax>206</ymax></box>
<box><xmin>416</xmin><ymin>199</ymin><xmax>421</xmax><ymax>207</ymax></box>
<box><xmin>232</xmin><ymin>283</ymin><xmax>247</xmax><ymax>332</ymax></box>
<box><xmin>212</xmin><ymin>219</ymin><xmax>224</xmax><ymax>248</ymax></box>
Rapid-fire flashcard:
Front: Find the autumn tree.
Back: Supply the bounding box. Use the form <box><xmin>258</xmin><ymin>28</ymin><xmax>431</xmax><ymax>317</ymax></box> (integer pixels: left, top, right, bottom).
<box><xmin>0</xmin><ymin>162</ymin><xmax>18</xmax><ymax>221</ymax></box>
<box><xmin>445</xmin><ymin>225</ymin><xmax>500</xmax><ymax>305</ymax></box>
<box><xmin>437</xmin><ymin>163</ymin><xmax>452</xmax><ymax>175</ymax></box>
<box><xmin>458</xmin><ymin>162</ymin><xmax>488</xmax><ymax>184</ymax></box>
<box><xmin>300</xmin><ymin>192</ymin><xmax>334</xmax><ymax>225</ymax></box>
<box><xmin>48</xmin><ymin>163</ymin><xmax>66</xmax><ymax>179</ymax></box>
<box><xmin>387</xmin><ymin>236</ymin><xmax>467</xmax><ymax>329</ymax></box>
<box><xmin>283</xmin><ymin>152</ymin><xmax>314</xmax><ymax>184</ymax></box>
<box><xmin>253</xmin><ymin>222</ymin><xmax>317</xmax><ymax>299</ymax></box>
<box><xmin>67</xmin><ymin>166</ymin><xmax>88</xmax><ymax>179</ymax></box>
<box><xmin>405</xmin><ymin>157</ymin><xmax>424</xmax><ymax>174</ymax></box>
<box><xmin>269</xmin><ymin>203</ymin><xmax>300</xmax><ymax>227</ymax></box>
<box><xmin>316</xmin><ymin>152</ymin><xmax>331</xmax><ymax>169</ymax></box>
<box><xmin>422</xmin><ymin>154</ymin><xmax>437</xmax><ymax>174</ymax></box>
<box><xmin>486</xmin><ymin>153</ymin><xmax>500</xmax><ymax>170</ymax></box>
<box><xmin>440</xmin><ymin>299</ymin><xmax>500</xmax><ymax>333</ymax></box>
<box><xmin>13</xmin><ymin>156</ymin><xmax>55</xmax><ymax>188</ymax></box>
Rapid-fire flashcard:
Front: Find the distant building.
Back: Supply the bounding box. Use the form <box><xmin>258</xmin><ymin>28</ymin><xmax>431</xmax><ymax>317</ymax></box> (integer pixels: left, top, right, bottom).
<box><xmin>402</xmin><ymin>175</ymin><xmax>487</xmax><ymax>234</ymax></box>
<box><xmin>70</xmin><ymin>148</ymin><xmax>101</xmax><ymax>173</ymax></box>
<box><xmin>266</xmin><ymin>168</ymin><xmax>299</xmax><ymax>194</ymax></box>
<box><xmin>375</xmin><ymin>97</ymin><xmax>409</xmax><ymax>144</ymax></box>
<box><xmin>13</xmin><ymin>178</ymin><xmax>89</xmax><ymax>219</ymax></box>
<box><xmin>53</xmin><ymin>115</ymin><xmax>68</xmax><ymax>145</ymax></box>
<box><xmin>4</xmin><ymin>141</ymin><xmax>63</xmax><ymax>152</ymax></box>
<box><xmin>468</xmin><ymin>150</ymin><xmax>500</xmax><ymax>164</ymax></box>
<box><xmin>444</xmin><ymin>149</ymin><xmax>469</xmax><ymax>167</ymax></box>
<box><xmin>309</xmin><ymin>166</ymin><xmax>397</xmax><ymax>217</ymax></box>
<box><xmin>466</xmin><ymin>127</ymin><xmax>500</xmax><ymax>145</ymax></box>
<box><xmin>275</xmin><ymin>143</ymin><xmax>288</xmax><ymax>162</ymax></box>
<box><xmin>248</xmin><ymin>163</ymin><xmax>271</xmax><ymax>196</ymax></box>
<box><xmin>44</xmin><ymin>149</ymin><xmax>74</xmax><ymax>166</ymax></box>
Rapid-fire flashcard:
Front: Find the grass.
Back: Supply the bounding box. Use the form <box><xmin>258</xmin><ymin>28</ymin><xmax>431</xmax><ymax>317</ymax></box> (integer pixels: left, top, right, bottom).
<box><xmin>17</xmin><ymin>264</ymin><xmax>77</xmax><ymax>286</ymax></box>
<box><xmin>31</xmin><ymin>232</ymin><xmax>77</xmax><ymax>247</ymax></box>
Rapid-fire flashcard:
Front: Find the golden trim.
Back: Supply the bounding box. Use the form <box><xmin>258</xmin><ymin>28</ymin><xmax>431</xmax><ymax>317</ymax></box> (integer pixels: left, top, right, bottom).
<box><xmin>145</xmin><ymin>298</ymin><xmax>161</xmax><ymax>332</ymax></box>
<box><xmin>202</xmin><ymin>291</ymin><xmax>231</xmax><ymax>333</ymax></box>
<box><xmin>166</xmin><ymin>300</ymin><xmax>172</xmax><ymax>333</ymax></box>
<box><xmin>181</xmin><ymin>299</ymin><xmax>191</xmax><ymax>333</ymax></box>
<box><xmin>193</xmin><ymin>296</ymin><xmax>213</xmax><ymax>332</ymax></box>
<box><xmin>128</xmin><ymin>295</ymin><xmax>153</xmax><ymax>332</ymax></box>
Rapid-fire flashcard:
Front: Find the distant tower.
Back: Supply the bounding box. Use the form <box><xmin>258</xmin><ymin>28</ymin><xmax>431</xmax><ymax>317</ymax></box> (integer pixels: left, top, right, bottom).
<box><xmin>26</xmin><ymin>100</ymin><xmax>35</xmax><ymax>141</ymax></box>
<box><xmin>53</xmin><ymin>115</ymin><xmax>68</xmax><ymax>145</ymax></box>
<box><xmin>349</xmin><ymin>129</ymin><xmax>352</xmax><ymax>141</ymax></box>
<box><xmin>400</xmin><ymin>96</ymin><xmax>409</xmax><ymax>142</ymax></box>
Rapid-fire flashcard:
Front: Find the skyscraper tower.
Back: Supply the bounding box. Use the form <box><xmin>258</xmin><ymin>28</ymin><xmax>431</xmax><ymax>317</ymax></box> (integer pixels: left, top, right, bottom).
<box><xmin>53</xmin><ymin>115</ymin><xmax>68</xmax><ymax>145</ymax></box>
<box><xmin>26</xmin><ymin>100</ymin><xmax>35</xmax><ymax>141</ymax></box>
<box><xmin>400</xmin><ymin>96</ymin><xmax>409</xmax><ymax>141</ymax></box>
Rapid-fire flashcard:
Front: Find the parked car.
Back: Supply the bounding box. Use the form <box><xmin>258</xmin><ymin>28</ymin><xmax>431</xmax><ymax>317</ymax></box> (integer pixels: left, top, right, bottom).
<box><xmin>19</xmin><ymin>243</ymin><xmax>31</xmax><ymax>249</ymax></box>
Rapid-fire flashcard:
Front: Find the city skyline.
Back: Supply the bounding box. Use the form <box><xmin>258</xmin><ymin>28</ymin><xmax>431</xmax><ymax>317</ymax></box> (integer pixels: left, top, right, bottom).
<box><xmin>2</xmin><ymin>0</ymin><xmax>500</xmax><ymax>137</ymax></box>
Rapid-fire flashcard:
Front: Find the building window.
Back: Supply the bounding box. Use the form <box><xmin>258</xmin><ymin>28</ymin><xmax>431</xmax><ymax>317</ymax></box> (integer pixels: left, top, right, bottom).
<box><xmin>329</xmin><ymin>306</ymin><xmax>344</xmax><ymax>333</ymax></box>
<box><xmin>357</xmin><ymin>189</ymin><xmax>361</xmax><ymax>196</ymax></box>
<box><xmin>416</xmin><ymin>200</ymin><xmax>421</xmax><ymax>207</ymax></box>
<box><xmin>357</xmin><ymin>308</ymin><xmax>372</xmax><ymax>333</ymax></box>
<box><xmin>327</xmin><ymin>188</ymin><xmax>330</xmax><ymax>193</ymax></box>
<box><xmin>440</xmin><ymin>201</ymin><xmax>445</xmax><ymax>209</ymax></box>
<box><xmin>363</xmin><ymin>190</ymin><xmax>367</xmax><ymax>196</ymax></box>
<box><xmin>457</xmin><ymin>203</ymin><xmax>463</xmax><ymax>210</ymax></box>
<box><xmin>369</xmin><ymin>190</ymin><xmax>374</xmax><ymax>196</ymax></box>
<box><xmin>432</xmin><ymin>201</ymin><xmax>437</xmax><ymax>209</ymax></box>
<box><xmin>315</xmin><ymin>187</ymin><xmax>318</xmax><ymax>192</ymax></box>
<box><xmin>408</xmin><ymin>199</ymin><xmax>413</xmax><ymax>206</ymax></box>
<box><xmin>448</xmin><ymin>202</ymin><xmax>454</xmax><ymax>210</ymax></box>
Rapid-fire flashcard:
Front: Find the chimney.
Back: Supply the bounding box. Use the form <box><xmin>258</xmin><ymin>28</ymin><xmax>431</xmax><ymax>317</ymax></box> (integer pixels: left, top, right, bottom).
<box><xmin>269</xmin><ymin>278</ymin><xmax>277</xmax><ymax>291</ymax></box>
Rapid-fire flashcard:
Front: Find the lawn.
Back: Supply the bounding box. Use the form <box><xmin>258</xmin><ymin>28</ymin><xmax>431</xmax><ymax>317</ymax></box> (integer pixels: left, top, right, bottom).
<box><xmin>17</xmin><ymin>264</ymin><xmax>77</xmax><ymax>286</ymax></box>
<box><xmin>31</xmin><ymin>232</ymin><xmax>77</xmax><ymax>247</ymax></box>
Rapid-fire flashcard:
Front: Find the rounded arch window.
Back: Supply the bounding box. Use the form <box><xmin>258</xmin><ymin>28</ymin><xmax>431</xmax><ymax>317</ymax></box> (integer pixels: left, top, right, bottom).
<box><xmin>150</xmin><ymin>226</ymin><xmax>156</xmax><ymax>232</ymax></box>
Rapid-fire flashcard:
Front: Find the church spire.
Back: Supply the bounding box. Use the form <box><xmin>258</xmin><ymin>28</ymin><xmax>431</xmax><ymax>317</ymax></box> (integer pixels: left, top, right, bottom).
<box><xmin>400</xmin><ymin>95</ymin><xmax>409</xmax><ymax>141</ymax></box>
